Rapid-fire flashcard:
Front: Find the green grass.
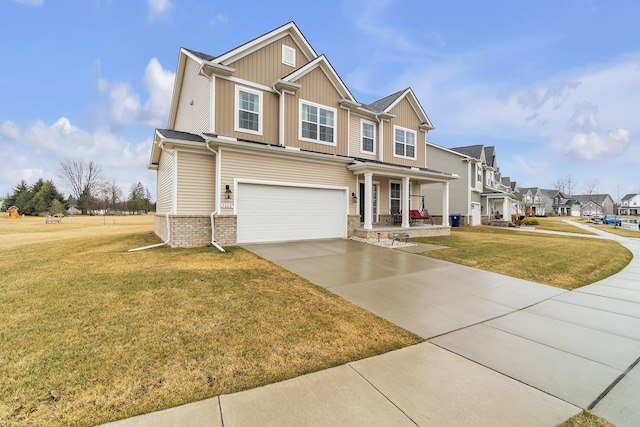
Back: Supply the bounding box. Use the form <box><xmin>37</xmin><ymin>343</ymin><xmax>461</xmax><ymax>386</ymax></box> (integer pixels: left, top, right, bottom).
<box><xmin>531</xmin><ymin>217</ymin><xmax>595</xmax><ymax>235</ymax></box>
<box><xmin>0</xmin><ymin>216</ymin><xmax>421</xmax><ymax>426</ymax></box>
<box><xmin>416</xmin><ymin>226</ymin><xmax>632</xmax><ymax>290</ymax></box>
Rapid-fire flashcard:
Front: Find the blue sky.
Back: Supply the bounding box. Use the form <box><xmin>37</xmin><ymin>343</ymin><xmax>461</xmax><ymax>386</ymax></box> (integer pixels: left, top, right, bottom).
<box><xmin>2</xmin><ymin>0</ymin><xmax>639</xmax><ymax>201</ymax></box>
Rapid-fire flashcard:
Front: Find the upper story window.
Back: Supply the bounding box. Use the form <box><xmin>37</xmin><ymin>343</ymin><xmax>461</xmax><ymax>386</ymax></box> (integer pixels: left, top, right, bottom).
<box><xmin>393</xmin><ymin>126</ymin><xmax>416</xmax><ymax>160</ymax></box>
<box><xmin>235</xmin><ymin>85</ymin><xmax>262</xmax><ymax>135</ymax></box>
<box><xmin>299</xmin><ymin>100</ymin><xmax>336</xmax><ymax>145</ymax></box>
<box><xmin>475</xmin><ymin>163</ymin><xmax>482</xmax><ymax>189</ymax></box>
<box><xmin>361</xmin><ymin>119</ymin><xmax>375</xmax><ymax>154</ymax></box>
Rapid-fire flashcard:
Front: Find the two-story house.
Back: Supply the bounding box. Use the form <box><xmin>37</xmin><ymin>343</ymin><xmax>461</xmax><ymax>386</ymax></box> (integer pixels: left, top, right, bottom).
<box><xmin>148</xmin><ymin>22</ymin><xmax>457</xmax><ymax>248</ymax></box>
<box><xmin>421</xmin><ymin>143</ymin><xmax>514</xmax><ymax>225</ymax></box>
<box><xmin>618</xmin><ymin>193</ymin><xmax>640</xmax><ymax>216</ymax></box>
<box><xmin>572</xmin><ymin>194</ymin><xmax>615</xmax><ymax>216</ymax></box>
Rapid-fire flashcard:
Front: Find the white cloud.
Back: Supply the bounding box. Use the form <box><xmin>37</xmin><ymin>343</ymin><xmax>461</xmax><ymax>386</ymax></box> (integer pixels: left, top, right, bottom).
<box><xmin>147</xmin><ymin>0</ymin><xmax>173</xmax><ymax>22</ymax></box>
<box><xmin>1</xmin><ymin>120</ymin><xmax>20</xmax><ymax>140</ymax></box>
<box><xmin>12</xmin><ymin>0</ymin><xmax>44</xmax><ymax>6</ymax></box>
<box><xmin>563</xmin><ymin>128</ymin><xmax>630</xmax><ymax>160</ymax></box>
<box><xmin>0</xmin><ymin>118</ymin><xmax>155</xmax><ymax>198</ymax></box>
<box><xmin>97</xmin><ymin>58</ymin><xmax>175</xmax><ymax>128</ymax></box>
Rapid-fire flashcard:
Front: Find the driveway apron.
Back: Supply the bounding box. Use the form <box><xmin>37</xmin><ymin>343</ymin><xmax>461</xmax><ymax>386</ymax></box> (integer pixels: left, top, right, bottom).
<box><xmin>244</xmin><ymin>232</ymin><xmax>640</xmax><ymax>427</ymax></box>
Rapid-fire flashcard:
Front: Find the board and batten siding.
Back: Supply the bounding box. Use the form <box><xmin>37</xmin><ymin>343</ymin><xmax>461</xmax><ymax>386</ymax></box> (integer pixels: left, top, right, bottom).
<box><xmin>382</xmin><ymin>98</ymin><xmax>426</xmax><ymax>168</ymax></box>
<box><xmin>156</xmin><ymin>150</ymin><xmax>174</xmax><ymax>214</ymax></box>
<box><xmin>225</xmin><ymin>35</ymin><xmax>308</xmax><ymax>87</ymax></box>
<box><xmin>214</xmin><ymin>77</ymin><xmax>279</xmax><ymax>143</ymax></box>
<box><xmin>174</xmin><ymin>57</ymin><xmax>211</xmax><ymax>134</ymax></box>
<box><xmin>219</xmin><ymin>149</ymin><xmax>356</xmax><ymax>214</ymax></box>
<box><xmin>176</xmin><ymin>150</ymin><xmax>216</xmax><ymax>215</ymax></box>
<box><xmin>282</xmin><ymin>68</ymin><xmax>348</xmax><ymax>155</ymax></box>
<box><xmin>348</xmin><ymin>114</ymin><xmax>377</xmax><ymax>160</ymax></box>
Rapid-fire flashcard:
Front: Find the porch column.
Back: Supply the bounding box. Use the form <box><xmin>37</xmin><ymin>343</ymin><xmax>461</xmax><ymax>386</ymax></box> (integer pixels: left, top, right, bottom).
<box><xmin>503</xmin><ymin>197</ymin><xmax>510</xmax><ymax>220</ymax></box>
<box><xmin>402</xmin><ymin>176</ymin><xmax>410</xmax><ymax>228</ymax></box>
<box><xmin>442</xmin><ymin>181</ymin><xmax>450</xmax><ymax>226</ymax></box>
<box><xmin>364</xmin><ymin>172</ymin><xmax>373</xmax><ymax>230</ymax></box>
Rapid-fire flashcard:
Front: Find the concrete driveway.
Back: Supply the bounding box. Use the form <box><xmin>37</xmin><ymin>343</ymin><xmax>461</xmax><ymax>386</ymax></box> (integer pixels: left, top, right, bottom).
<box><xmin>244</xmin><ymin>235</ymin><xmax>640</xmax><ymax>426</ymax></box>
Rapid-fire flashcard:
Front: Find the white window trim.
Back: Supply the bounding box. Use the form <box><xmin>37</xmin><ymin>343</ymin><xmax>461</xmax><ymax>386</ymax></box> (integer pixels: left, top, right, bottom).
<box><xmin>360</xmin><ymin>118</ymin><xmax>376</xmax><ymax>155</ymax></box>
<box><xmin>389</xmin><ymin>181</ymin><xmax>402</xmax><ymax>213</ymax></box>
<box><xmin>234</xmin><ymin>85</ymin><xmax>263</xmax><ymax>136</ymax></box>
<box><xmin>298</xmin><ymin>99</ymin><xmax>337</xmax><ymax>146</ymax></box>
<box><xmin>392</xmin><ymin>125</ymin><xmax>417</xmax><ymax>160</ymax></box>
<box><xmin>475</xmin><ymin>163</ymin><xmax>483</xmax><ymax>190</ymax></box>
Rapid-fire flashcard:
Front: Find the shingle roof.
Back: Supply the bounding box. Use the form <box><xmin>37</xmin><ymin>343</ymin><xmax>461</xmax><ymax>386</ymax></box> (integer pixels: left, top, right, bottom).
<box><xmin>572</xmin><ymin>194</ymin><xmax>611</xmax><ymax>203</ymax></box>
<box><xmin>157</xmin><ymin>129</ymin><xmax>205</xmax><ymax>143</ymax></box>
<box><xmin>621</xmin><ymin>193</ymin><xmax>637</xmax><ymax>201</ymax></box>
<box><xmin>183</xmin><ymin>48</ymin><xmax>216</xmax><ymax>61</ymax></box>
<box><xmin>364</xmin><ymin>89</ymin><xmax>407</xmax><ymax>113</ymax></box>
<box><xmin>450</xmin><ymin>145</ymin><xmax>484</xmax><ymax>160</ymax></box>
<box><xmin>485</xmin><ymin>146</ymin><xmax>496</xmax><ymax>167</ymax></box>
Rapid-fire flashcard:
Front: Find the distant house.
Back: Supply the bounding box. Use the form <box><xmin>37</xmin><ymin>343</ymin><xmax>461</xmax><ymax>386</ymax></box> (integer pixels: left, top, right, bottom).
<box><xmin>422</xmin><ymin>143</ymin><xmax>514</xmax><ymax>225</ymax></box>
<box><xmin>67</xmin><ymin>199</ymin><xmax>81</xmax><ymax>215</ymax></box>
<box><xmin>572</xmin><ymin>194</ymin><xmax>615</xmax><ymax>216</ymax></box>
<box><xmin>618</xmin><ymin>193</ymin><xmax>640</xmax><ymax>216</ymax></box>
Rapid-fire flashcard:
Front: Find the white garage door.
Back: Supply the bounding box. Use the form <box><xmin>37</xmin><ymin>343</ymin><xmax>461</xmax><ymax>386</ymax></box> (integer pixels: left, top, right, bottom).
<box><xmin>236</xmin><ymin>183</ymin><xmax>347</xmax><ymax>244</ymax></box>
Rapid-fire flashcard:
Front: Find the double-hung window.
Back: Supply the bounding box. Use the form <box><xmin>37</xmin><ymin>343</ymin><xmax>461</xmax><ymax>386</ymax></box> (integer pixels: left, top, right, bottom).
<box><xmin>393</xmin><ymin>126</ymin><xmax>416</xmax><ymax>159</ymax></box>
<box><xmin>300</xmin><ymin>100</ymin><xmax>336</xmax><ymax>145</ymax></box>
<box><xmin>361</xmin><ymin>120</ymin><xmax>375</xmax><ymax>154</ymax></box>
<box><xmin>235</xmin><ymin>86</ymin><xmax>262</xmax><ymax>135</ymax></box>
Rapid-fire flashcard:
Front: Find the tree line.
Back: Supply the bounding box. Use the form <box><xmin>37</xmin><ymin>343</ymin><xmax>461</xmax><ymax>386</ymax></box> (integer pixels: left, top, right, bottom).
<box><xmin>1</xmin><ymin>159</ymin><xmax>155</xmax><ymax>216</ymax></box>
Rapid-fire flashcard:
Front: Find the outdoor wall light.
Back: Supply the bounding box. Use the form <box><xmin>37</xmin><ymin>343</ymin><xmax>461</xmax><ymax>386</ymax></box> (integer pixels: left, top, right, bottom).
<box><xmin>351</xmin><ymin>192</ymin><xmax>358</xmax><ymax>203</ymax></box>
<box><xmin>225</xmin><ymin>185</ymin><xmax>232</xmax><ymax>199</ymax></box>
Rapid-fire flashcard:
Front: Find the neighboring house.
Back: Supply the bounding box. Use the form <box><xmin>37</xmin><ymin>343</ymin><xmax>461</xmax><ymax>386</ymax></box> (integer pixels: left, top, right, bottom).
<box><xmin>67</xmin><ymin>199</ymin><xmax>81</xmax><ymax>215</ymax></box>
<box><xmin>618</xmin><ymin>193</ymin><xmax>640</xmax><ymax>216</ymax></box>
<box><xmin>148</xmin><ymin>22</ymin><xmax>457</xmax><ymax>248</ymax></box>
<box><xmin>422</xmin><ymin>143</ymin><xmax>514</xmax><ymax>225</ymax></box>
<box><xmin>515</xmin><ymin>188</ymin><xmax>553</xmax><ymax>216</ymax></box>
<box><xmin>572</xmin><ymin>194</ymin><xmax>615</xmax><ymax>216</ymax></box>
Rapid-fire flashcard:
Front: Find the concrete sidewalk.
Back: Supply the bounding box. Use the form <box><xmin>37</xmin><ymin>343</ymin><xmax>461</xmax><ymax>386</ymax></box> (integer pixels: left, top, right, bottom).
<box><xmin>101</xmin><ymin>225</ymin><xmax>640</xmax><ymax>427</ymax></box>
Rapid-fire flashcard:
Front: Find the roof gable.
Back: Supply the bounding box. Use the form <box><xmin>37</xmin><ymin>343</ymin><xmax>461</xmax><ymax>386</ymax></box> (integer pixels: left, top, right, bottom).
<box><xmin>366</xmin><ymin>88</ymin><xmax>433</xmax><ymax>130</ymax></box>
<box><xmin>281</xmin><ymin>54</ymin><xmax>356</xmax><ymax>102</ymax></box>
<box><xmin>450</xmin><ymin>145</ymin><xmax>485</xmax><ymax>161</ymax></box>
<box><xmin>214</xmin><ymin>21</ymin><xmax>317</xmax><ymax>66</ymax></box>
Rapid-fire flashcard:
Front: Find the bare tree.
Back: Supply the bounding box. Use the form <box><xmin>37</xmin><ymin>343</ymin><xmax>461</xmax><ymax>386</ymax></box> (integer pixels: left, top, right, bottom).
<box><xmin>565</xmin><ymin>175</ymin><xmax>576</xmax><ymax>196</ymax></box>
<box><xmin>58</xmin><ymin>159</ymin><xmax>106</xmax><ymax>200</ymax></box>
<box><xmin>553</xmin><ymin>178</ymin><xmax>566</xmax><ymax>193</ymax></box>
<box><xmin>583</xmin><ymin>179</ymin><xmax>599</xmax><ymax>196</ymax></box>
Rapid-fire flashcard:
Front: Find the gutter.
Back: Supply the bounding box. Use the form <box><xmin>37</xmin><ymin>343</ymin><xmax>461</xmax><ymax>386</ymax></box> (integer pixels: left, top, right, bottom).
<box><xmin>205</xmin><ymin>140</ymin><xmax>225</xmax><ymax>252</ymax></box>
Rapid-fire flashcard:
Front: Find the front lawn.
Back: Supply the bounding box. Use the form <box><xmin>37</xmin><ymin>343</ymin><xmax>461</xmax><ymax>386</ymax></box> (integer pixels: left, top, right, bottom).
<box><xmin>0</xmin><ymin>215</ymin><xmax>421</xmax><ymax>426</ymax></box>
<box><xmin>416</xmin><ymin>226</ymin><xmax>632</xmax><ymax>290</ymax></box>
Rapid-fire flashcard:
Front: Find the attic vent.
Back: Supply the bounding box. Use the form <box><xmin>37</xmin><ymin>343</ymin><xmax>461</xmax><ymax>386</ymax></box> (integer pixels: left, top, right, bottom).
<box><xmin>282</xmin><ymin>45</ymin><xmax>296</xmax><ymax>67</ymax></box>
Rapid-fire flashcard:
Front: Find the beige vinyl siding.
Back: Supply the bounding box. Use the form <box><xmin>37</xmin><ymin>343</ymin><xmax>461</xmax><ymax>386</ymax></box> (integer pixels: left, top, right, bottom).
<box><xmin>176</xmin><ymin>150</ymin><xmax>216</xmax><ymax>215</ymax></box>
<box><xmin>383</xmin><ymin>98</ymin><xmax>426</xmax><ymax>168</ymax></box>
<box><xmin>157</xmin><ymin>150</ymin><xmax>174</xmax><ymax>213</ymax></box>
<box><xmin>214</xmin><ymin>78</ymin><xmax>279</xmax><ymax>143</ymax></box>
<box><xmin>219</xmin><ymin>149</ymin><xmax>356</xmax><ymax>214</ymax></box>
<box><xmin>283</xmin><ymin>68</ymin><xmax>348</xmax><ymax>155</ymax></box>
<box><xmin>174</xmin><ymin>57</ymin><xmax>211</xmax><ymax>134</ymax></box>
<box><xmin>349</xmin><ymin>114</ymin><xmax>377</xmax><ymax>160</ymax></box>
<box><xmin>226</xmin><ymin>36</ymin><xmax>309</xmax><ymax>87</ymax></box>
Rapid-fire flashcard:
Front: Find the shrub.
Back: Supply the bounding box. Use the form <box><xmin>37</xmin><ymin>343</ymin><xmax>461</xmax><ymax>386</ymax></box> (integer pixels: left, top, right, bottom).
<box><xmin>521</xmin><ymin>217</ymin><xmax>539</xmax><ymax>226</ymax></box>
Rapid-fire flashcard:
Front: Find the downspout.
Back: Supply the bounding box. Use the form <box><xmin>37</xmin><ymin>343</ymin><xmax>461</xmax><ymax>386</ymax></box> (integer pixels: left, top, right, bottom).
<box><xmin>272</xmin><ymin>84</ymin><xmax>285</xmax><ymax>146</ymax></box>
<box><xmin>206</xmin><ymin>140</ymin><xmax>225</xmax><ymax>252</ymax></box>
<box><xmin>129</xmin><ymin>139</ymin><xmax>172</xmax><ymax>252</ymax></box>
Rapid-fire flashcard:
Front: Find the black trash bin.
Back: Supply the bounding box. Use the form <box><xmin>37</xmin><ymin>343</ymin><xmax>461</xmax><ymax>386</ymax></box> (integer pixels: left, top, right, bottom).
<box><xmin>450</xmin><ymin>213</ymin><xmax>461</xmax><ymax>227</ymax></box>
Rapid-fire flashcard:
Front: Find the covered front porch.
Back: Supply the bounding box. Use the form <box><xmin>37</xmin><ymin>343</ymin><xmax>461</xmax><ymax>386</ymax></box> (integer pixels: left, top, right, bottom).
<box><xmin>347</xmin><ymin>160</ymin><xmax>458</xmax><ymax>237</ymax></box>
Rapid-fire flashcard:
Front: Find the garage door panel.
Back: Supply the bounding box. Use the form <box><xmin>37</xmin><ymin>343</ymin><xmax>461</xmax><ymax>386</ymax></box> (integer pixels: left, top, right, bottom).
<box><xmin>237</xmin><ymin>184</ymin><xmax>347</xmax><ymax>244</ymax></box>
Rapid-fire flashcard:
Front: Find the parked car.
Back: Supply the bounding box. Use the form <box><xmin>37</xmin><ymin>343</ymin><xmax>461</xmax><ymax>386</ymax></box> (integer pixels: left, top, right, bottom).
<box><xmin>603</xmin><ymin>214</ymin><xmax>621</xmax><ymax>226</ymax></box>
<box><xmin>590</xmin><ymin>214</ymin><xmax>603</xmax><ymax>224</ymax></box>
